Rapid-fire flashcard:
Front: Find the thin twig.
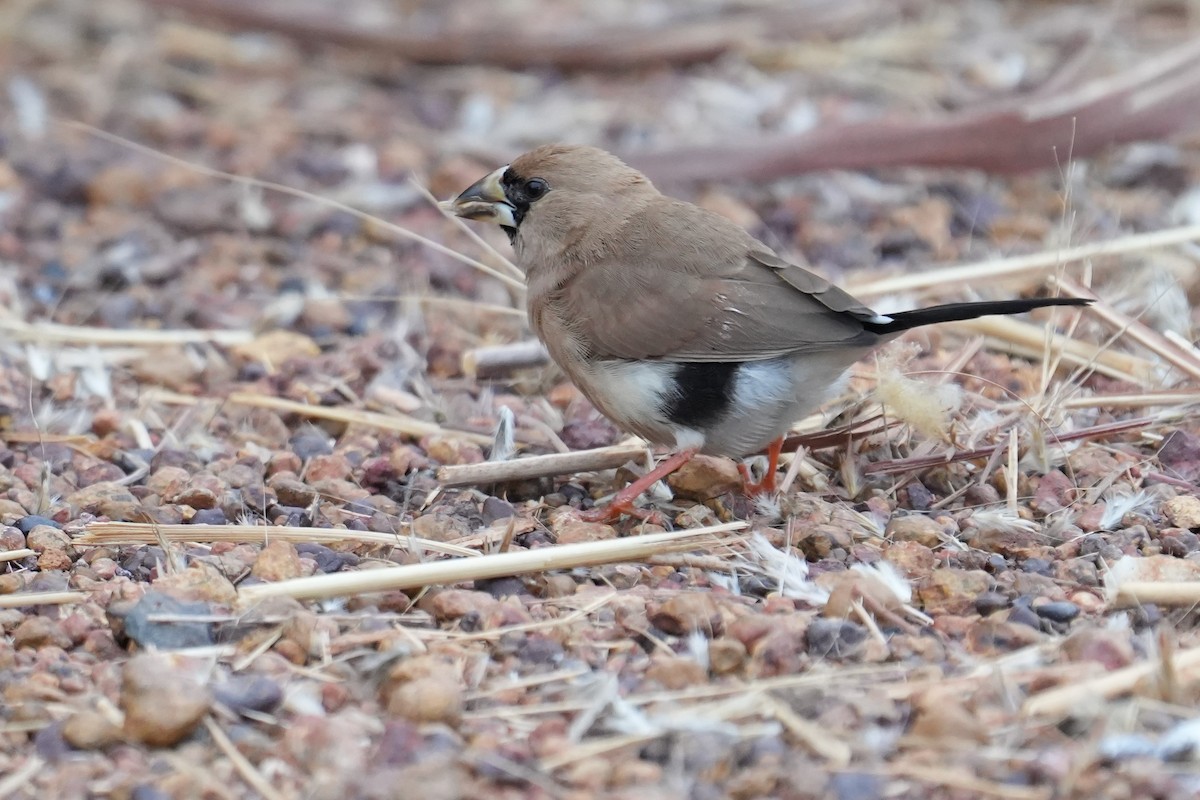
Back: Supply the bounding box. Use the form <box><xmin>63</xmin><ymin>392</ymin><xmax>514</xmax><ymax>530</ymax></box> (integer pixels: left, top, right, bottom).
<box><xmin>203</xmin><ymin>717</ymin><xmax>288</xmax><ymax>800</ymax></box>
<box><xmin>1055</xmin><ymin>274</ymin><xmax>1200</xmax><ymax>382</ymax></box>
<box><xmin>0</xmin><ymin>314</ymin><xmax>252</xmax><ymax>346</ymax></box>
<box><xmin>162</xmin><ymin>391</ymin><xmax>498</xmax><ymax>446</ymax></box>
<box><xmin>79</xmin><ymin>522</ymin><xmax>480</xmax><ymax>558</ymax></box>
<box><xmin>1111</xmin><ymin>582</ymin><xmax>1200</xmax><ymax>607</ymax></box>
<box><xmin>1022</xmin><ymin>645</ymin><xmax>1200</xmax><ymax>718</ymax></box>
<box><xmin>847</xmin><ymin>223</ymin><xmax>1200</xmax><ymax>299</ymax></box>
<box><xmin>862</xmin><ymin>416</ymin><xmax>1157</xmax><ymax>475</ymax></box>
<box><xmin>0</xmin><ymin>591</ymin><xmax>90</xmax><ymax>608</ymax></box>
<box><xmin>463</xmin><ymin>340</ymin><xmax>550</xmax><ymax>379</ymax></box>
<box><xmin>239</xmin><ymin>522</ymin><xmax>747</xmax><ymax>602</ymax></box>
<box><xmin>437</xmin><ymin>444</ymin><xmax>647</xmax><ymax>487</ymax></box>
<box><xmin>951</xmin><ymin>316</ymin><xmax>1153</xmax><ymax>383</ymax></box>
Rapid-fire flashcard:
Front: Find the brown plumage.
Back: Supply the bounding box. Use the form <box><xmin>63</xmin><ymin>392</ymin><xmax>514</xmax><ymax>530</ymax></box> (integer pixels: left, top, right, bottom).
<box><xmin>448</xmin><ymin>144</ymin><xmax>1090</xmax><ymax>518</ymax></box>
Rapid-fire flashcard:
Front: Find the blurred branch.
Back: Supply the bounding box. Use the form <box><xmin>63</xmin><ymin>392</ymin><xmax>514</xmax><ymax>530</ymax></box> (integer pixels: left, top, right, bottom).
<box><xmin>146</xmin><ymin>0</ymin><xmax>882</xmax><ymax>71</ymax></box>
<box><xmin>633</xmin><ymin>38</ymin><xmax>1200</xmax><ymax>182</ymax></box>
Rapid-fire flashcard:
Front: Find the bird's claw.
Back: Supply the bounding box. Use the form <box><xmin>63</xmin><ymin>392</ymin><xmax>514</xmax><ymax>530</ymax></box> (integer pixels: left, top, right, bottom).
<box><xmin>738</xmin><ymin>462</ymin><xmax>777</xmax><ymax>497</ymax></box>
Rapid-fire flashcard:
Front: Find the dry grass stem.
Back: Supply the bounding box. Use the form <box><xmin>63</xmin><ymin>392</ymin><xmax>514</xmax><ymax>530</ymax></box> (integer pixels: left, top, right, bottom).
<box><xmin>0</xmin><ymin>315</ymin><xmax>252</xmax><ymax>346</ymax></box>
<box><xmin>202</xmin><ymin>717</ymin><xmax>287</xmax><ymax>800</ymax></box>
<box><xmin>766</xmin><ymin>696</ymin><xmax>852</xmax><ymax>765</ymax></box>
<box><xmin>223</xmin><ymin>392</ymin><xmax>496</xmax><ymax>445</ymax></box>
<box><xmin>1003</xmin><ymin>390</ymin><xmax>1200</xmax><ymax>411</ymax></box>
<box><xmin>437</xmin><ymin>444</ymin><xmax>648</xmax><ymax>487</ymax></box>
<box><xmin>889</xmin><ymin>764</ymin><xmax>1052</xmax><ymax>800</ymax></box>
<box><xmin>863</xmin><ymin>416</ymin><xmax>1157</xmax><ymax>475</ymax></box>
<box><xmin>79</xmin><ymin>521</ymin><xmax>480</xmax><ymax>558</ymax></box>
<box><xmin>0</xmin><ymin>549</ymin><xmax>37</xmax><ymax>563</ymax></box>
<box><xmin>847</xmin><ymin>223</ymin><xmax>1200</xmax><ymax>299</ymax></box>
<box><xmin>0</xmin><ymin>756</ymin><xmax>44</xmax><ymax>800</ymax></box>
<box><xmin>1111</xmin><ymin>581</ymin><xmax>1200</xmax><ymax>607</ymax></box>
<box><xmin>0</xmin><ymin>591</ymin><xmax>90</xmax><ymax>608</ymax></box>
<box><xmin>953</xmin><ymin>316</ymin><xmax>1154</xmax><ymax>382</ymax></box>
<box><xmin>1055</xmin><ymin>274</ymin><xmax>1200</xmax><ymax>382</ymax></box>
<box><xmin>239</xmin><ymin>521</ymin><xmax>747</xmax><ymax>602</ymax></box>
<box><xmin>1021</xmin><ymin>645</ymin><xmax>1200</xmax><ymax>718</ymax></box>
<box><xmin>0</xmin><ymin>433</ymin><xmax>94</xmax><ymax>444</ymax></box>
<box><xmin>462</xmin><ymin>340</ymin><xmax>550</xmax><ymax>378</ymax></box>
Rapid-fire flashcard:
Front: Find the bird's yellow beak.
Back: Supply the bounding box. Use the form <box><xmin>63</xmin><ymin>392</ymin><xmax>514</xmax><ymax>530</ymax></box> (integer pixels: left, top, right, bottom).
<box><xmin>439</xmin><ymin>166</ymin><xmax>517</xmax><ymax>227</ymax></box>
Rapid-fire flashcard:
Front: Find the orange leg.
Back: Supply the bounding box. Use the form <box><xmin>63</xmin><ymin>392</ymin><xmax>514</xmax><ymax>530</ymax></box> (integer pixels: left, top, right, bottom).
<box><xmin>739</xmin><ymin>436</ymin><xmax>784</xmax><ymax>496</ymax></box>
<box><xmin>577</xmin><ymin>447</ymin><xmax>700</xmax><ymax>523</ymax></box>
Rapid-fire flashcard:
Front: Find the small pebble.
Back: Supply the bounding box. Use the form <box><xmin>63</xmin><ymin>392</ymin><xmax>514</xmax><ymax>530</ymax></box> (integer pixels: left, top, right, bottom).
<box><xmin>1035</xmin><ymin>601</ymin><xmax>1080</xmax><ymax>623</ymax></box>
<box><xmin>974</xmin><ymin>591</ymin><xmax>1009</xmax><ymax>616</ymax></box>
<box><xmin>121</xmin><ymin>653</ymin><xmax>211</xmax><ymax>746</ymax></box>
<box><xmin>516</xmin><ymin>634</ymin><xmax>564</xmax><ymax>665</ymax></box>
<box><xmin>290</xmin><ymin>428</ymin><xmax>334</xmax><ymax>460</ymax></box>
<box><xmin>475</xmin><ymin>576</ymin><xmax>527</xmax><ymax>599</ymax></box>
<box><xmin>1008</xmin><ymin>603</ymin><xmax>1042</xmax><ymax>631</ymax></box>
<box><xmin>480</xmin><ymin>496</ymin><xmax>515</xmax><ymax>524</ymax></box>
<box><xmin>16</xmin><ymin>514</ymin><xmax>61</xmax><ymax>533</ymax></box>
<box><xmin>385</xmin><ymin>676</ymin><xmax>463</xmax><ymax>724</ymax></box>
<box><xmin>1165</xmin><ymin>495</ymin><xmax>1200</xmax><ymax>529</ymax></box>
<box><xmin>213</xmin><ymin>675</ymin><xmax>283</xmax><ymax>715</ymax></box>
<box><xmin>806</xmin><ymin>618</ymin><xmax>867</xmax><ymax>659</ymax></box>
<box><xmin>131</xmin><ymin>785</ymin><xmax>172</xmax><ymax>800</ymax></box>
<box><xmin>189</xmin><ymin>508</ymin><xmax>227</xmax><ymax>525</ymax></box>
<box><xmin>116</xmin><ymin>591</ymin><xmax>215</xmax><ymax>650</ymax></box>
<box><xmin>885</xmin><ymin>514</ymin><xmax>943</xmax><ymax>547</ymax></box>
<box><xmin>251</xmin><ymin>540</ymin><xmax>303</xmax><ymax>582</ymax></box>
<box><xmin>1020</xmin><ymin>557</ymin><xmax>1054</xmax><ymax>576</ymax></box>
<box><xmin>13</xmin><ymin>615</ymin><xmax>73</xmax><ymax>649</ymax></box>
<box><xmin>63</xmin><ymin>710</ymin><xmax>123</xmax><ymax>750</ymax></box>
<box><xmin>649</xmin><ymin>593</ymin><xmax>723</xmax><ymax>637</ymax></box>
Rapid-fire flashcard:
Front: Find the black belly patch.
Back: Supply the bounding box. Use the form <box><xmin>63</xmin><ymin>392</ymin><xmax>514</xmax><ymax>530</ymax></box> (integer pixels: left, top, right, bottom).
<box><xmin>661</xmin><ymin>362</ymin><xmax>738</xmax><ymax>429</ymax></box>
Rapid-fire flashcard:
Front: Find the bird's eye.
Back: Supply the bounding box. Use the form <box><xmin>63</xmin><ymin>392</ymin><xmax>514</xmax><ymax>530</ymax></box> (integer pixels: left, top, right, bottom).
<box><xmin>524</xmin><ymin>178</ymin><xmax>548</xmax><ymax>199</ymax></box>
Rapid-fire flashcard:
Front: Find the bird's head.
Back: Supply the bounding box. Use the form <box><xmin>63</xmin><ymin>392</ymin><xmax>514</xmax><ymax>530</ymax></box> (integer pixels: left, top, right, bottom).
<box><xmin>443</xmin><ymin>145</ymin><xmax>655</xmax><ymax>247</ymax></box>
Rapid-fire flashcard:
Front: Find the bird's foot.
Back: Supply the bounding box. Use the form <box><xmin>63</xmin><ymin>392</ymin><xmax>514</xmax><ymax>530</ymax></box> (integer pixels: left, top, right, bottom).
<box><xmin>739</xmin><ymin>436</ymin><xmax>785</xmax><ymax>497</ymax></box>
<box><xmin>576</xmin><ymin>502</ymin><xmax>667</xmax><ymax>526</ymax></box>
<box><xmin>738</xmin><ymin>462</ymin><xmax>777</xmax><ymax>497</ymax></box>
<box><xmin>572</xmin><ymin>447</ymin><xmax>699</xmax><ymax>526</ymax></box>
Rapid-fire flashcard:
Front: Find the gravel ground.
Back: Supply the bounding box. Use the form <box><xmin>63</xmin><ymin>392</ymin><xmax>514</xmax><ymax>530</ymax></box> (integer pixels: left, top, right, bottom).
<box><xmin>2</xmin><ymin>1</ymin><xmax>1200</xmax><ymax>798</ymax></box>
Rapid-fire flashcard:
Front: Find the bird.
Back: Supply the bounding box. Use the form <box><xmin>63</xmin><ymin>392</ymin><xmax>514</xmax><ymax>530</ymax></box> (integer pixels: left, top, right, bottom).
<box><xmin>445</xmin><ymin>144</ymin><xmax>1091</xmax><ymax>521</ymax></box>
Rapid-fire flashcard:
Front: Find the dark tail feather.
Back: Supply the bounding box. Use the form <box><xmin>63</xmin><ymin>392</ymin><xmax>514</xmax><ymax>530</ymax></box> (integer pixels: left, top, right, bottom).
<box><xmin>865</xmin><ymin>297</ymin><xmax>1091</xmax><ymax>335</ymax></box>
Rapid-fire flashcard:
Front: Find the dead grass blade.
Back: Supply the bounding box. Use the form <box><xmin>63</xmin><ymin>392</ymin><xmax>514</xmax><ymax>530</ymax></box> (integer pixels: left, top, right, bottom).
<box><xmin>862</xmin><ymin>416</ymin><xmax>1157</xmax><ymax>475</ymax></box>
<box><xmin>951</xmin><ymin>316</ymin><xmax>1154</xmax><ymax>383</ymax></box>
<box><xmin>0</xmin><ymin>591</ymin><xmax>90</xmax><ymax>608</ymax></box>
<box><xmin>1055</xmin><ymin>274</ymin><xmax>1200</xmax><ymax>382</ymax></box>
<box><xmin>0</xmin><ymin>314</ymin><xmax>252</xmax><ymax>346</ymax></box>
<box><xmin>1022</xmin><ymin>645</ymin><xmax>1200</xmax><ymax>718</ymax></box>
<box><xmin>203</xmin><ymin>717</ymin><xmax>287</xmax><ymax>800</ymax></box>
<box><xmin>888</xmin><ymin>764</ymin><xmax>1052</xmax><ymax>800</ymax></box>
<box><xmin>1110</xmin><ymin>582</ymin><xmax>1200</xmax><ymax>607</ymax></box>
<box><xmin>202</xmin><ymin>391</ymin><xmax>496</xmax><ymax>446</ymax></box>
<box><xmin>848</xmin><ymin>223</ymin><xmax>1200</xmax><ymax>299</ymax></box>
<box><xmin>437</xmin><ymin>444</ymin><xmax>648</xmax><ymax>487</ymax></box>
<box><xmin>463</xmin><ymin>340</ymin><xmax>550</xmax><ymax>379</ymax></box>
<box><xmin>0</xmin><ymin>756</ymin><xmax>43</xmax><ymax>800</ymax></box>
<box><xmin>238</xmin><ymin>521</ymin><xmax>747</xmax><ymax>603</ymax></box>
<box><xmin>78</xmin><ymin>521</ymin><xmax>480</xmax><ymax>558</ymax></box>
